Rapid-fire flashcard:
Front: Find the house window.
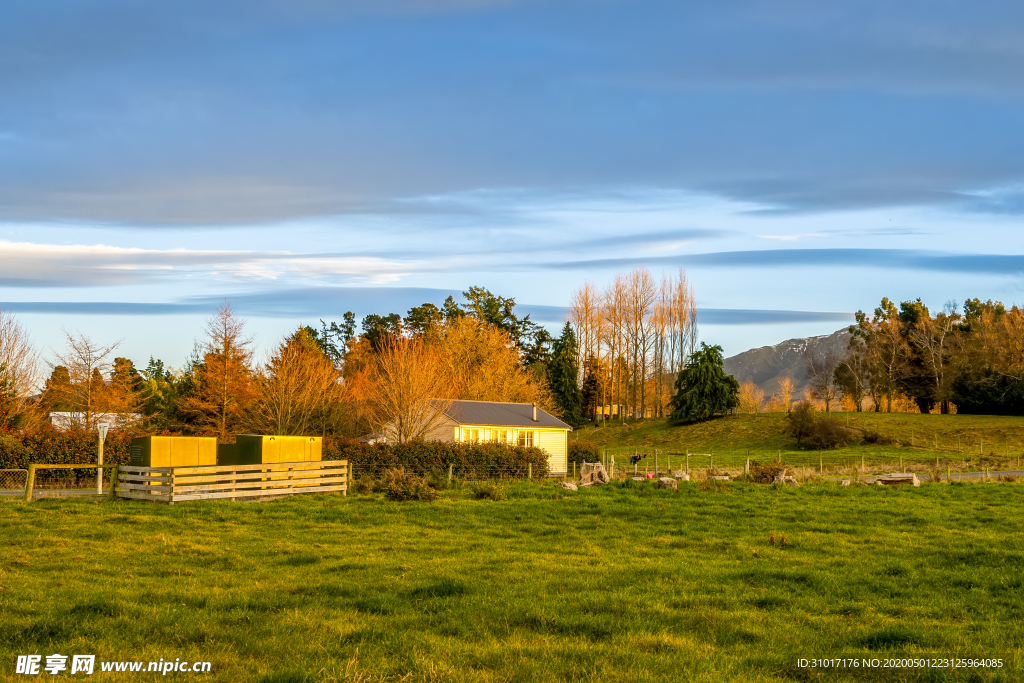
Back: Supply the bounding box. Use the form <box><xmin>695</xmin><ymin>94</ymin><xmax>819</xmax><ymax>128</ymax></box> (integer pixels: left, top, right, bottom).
<box><xmin>518</xmin><ymin>431</ymin><xmax>534</xmax><ymax>447</ymax></box>
<box><xmin>482</xmin><ymin>428</ymin><xmax>491</xmax><ymax>442</ymax></box>
<box><xmin>462</xmin><ymin>428</ymin><xmax>481</xmax><ymax>443</ymax></box>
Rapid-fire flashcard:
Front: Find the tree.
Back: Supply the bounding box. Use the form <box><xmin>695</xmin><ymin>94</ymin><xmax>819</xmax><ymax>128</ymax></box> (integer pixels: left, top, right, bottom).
<box><xmin>250</xmin><ymin>327</ymin><xmax>345</xmax><ymax>435</ymax></box>
<box><xmin>549</xmin><ymin>323</ymin><xmax>583</xmax><ymax>425</ymax></box>
<box><xmin>405</xmin><ymin>303</ymin><xmax>443</xmax><ymax>336</ymax></box>
<box><xmin>361</xmin><ymin>313</ymin><xmax>403</xmax><ymax>352</ymax></box>
<box><xmin>48</xmin><ymin>330</ymin><xmax>123</xmax><ymax>428</ymax></box>
<box><xmin>178</xmin><ymin>303</ymin><xmax>256</xmax><ymax>437</ymax></box>
<box><xmin>370</xmin><ymin>335</ymin><xmax>453</xmax><ymax>443</ymax></box>
<box><xmin>834</xmin><ymin>339</ymin><xmax>871</xmax><ymax>412</ymax></box>
<box><xmin>774</xmin><ymin>377</ymin><xmax>795</xmax><ymax>413</ymax></box>
<box><xmin>804</xmin><ymin>347</ymin><xmax>842</xmax><ymax>412</ymax></box>
<box><xmin>139</xmin><ymin>358</ymin><xmax>190</xmax><ymax>429</ymax></box>
<box><xmin>0</xmin><ymin>310</ymin><xmax>38</xmax><ymax>428</ymax></box>
<box><xmin>737</xmin><ymin>381</ymin><xmax>764</xmax><ymax>414</ymax></box>
<box><xmin>460</xmin><ymin>286</ymin><xmax>536</xmax><ymax>351</ymax></box>
<box><xmin>668</xmin><ymin>343</ymin><xmax>739</xmax><ymax>424</ymax></box>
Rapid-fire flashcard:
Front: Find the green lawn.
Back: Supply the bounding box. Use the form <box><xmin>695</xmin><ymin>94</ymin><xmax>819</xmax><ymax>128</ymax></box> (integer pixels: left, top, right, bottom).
<box><xmin>573</xmin><ymin>413</ymin><xmax>1024</xmax><ymax>476</ymax></box>
<box><xmin>2</xmin><ymin>479</ymin><xmax>1022</xmax><ymax>682</ymax></box>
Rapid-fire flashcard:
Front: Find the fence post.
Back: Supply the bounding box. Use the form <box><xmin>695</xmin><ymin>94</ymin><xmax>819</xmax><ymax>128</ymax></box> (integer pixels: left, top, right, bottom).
<box><xmin>528</xmin><ymin>463</ymin><xmax>532</xmax><ymax>480</ymax></box>
<box><xmin>107</xmin><ymin>465</ymin><xmax>119</xmax><ymax>500</ymax></box>
<box><xmin>947</xmin><ymin>464</ymin><xmax>950</xmax><ymax>483</ymax></box>
<box><xmin>24</xmin><ymin>464</ymin><xmax>35</xmax><ymax>503</ymax></box>
<box><xmin>861</xmin><ymin>453</ymin><xmax>865</xmax><ymax>474</ymax></box>
<box><xmin>710</xmin><ymin>452</ymin><xmax>713</xmax><ymax>470</ymax></box>
<box><xmin>819</xmin><ymin>453</ymin><xmax>822</xmax><ymax>474</ymax></box>
<box><xmin>745</xmin><ymin>455</ymin><xmax>750</xmax><ymax>475</ymax></box>
<box><xmin>655</xmin><ymin>449</ymin><xmax>658</xmax><ymax>476</ymax></box>
<box><xmin>686</xmin><ymin>452</ymin><xmax>689</xmax><ymax>474</ymax></box>
<box><xmin>448</xmin><ymin>463</ymin><xmax>453</xmax><ymax>483</ymax></box>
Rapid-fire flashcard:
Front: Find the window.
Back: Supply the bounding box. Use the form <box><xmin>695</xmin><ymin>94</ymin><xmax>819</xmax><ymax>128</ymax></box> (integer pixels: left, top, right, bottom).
<box><xmin>518</xmin><ymin>431</ymin><xmax>534</xmax><ymax>447</ymax></box>
<box><xmin>461</xmin><ymin>428</ymin><xmax>481</xmax><ymax>443</ymax></box>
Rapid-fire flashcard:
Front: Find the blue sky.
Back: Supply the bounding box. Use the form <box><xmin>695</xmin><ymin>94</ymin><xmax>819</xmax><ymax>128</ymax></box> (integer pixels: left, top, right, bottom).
<box><xmin>3</xmin><ymin>0</ymin><xmax>1024</xmax><ymax>368</ymax></box>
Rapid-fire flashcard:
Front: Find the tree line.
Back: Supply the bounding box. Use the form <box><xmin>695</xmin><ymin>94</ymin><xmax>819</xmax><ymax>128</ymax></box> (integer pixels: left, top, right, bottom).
<box><xmin>0</xmin><ymin>287</ymin><xmax>586</xmax><ymax>439</ymax></box>
<box><xmin>569</xmin><ymin>266</ymin><xmax>698</xmax><ymax>422</ymax></box>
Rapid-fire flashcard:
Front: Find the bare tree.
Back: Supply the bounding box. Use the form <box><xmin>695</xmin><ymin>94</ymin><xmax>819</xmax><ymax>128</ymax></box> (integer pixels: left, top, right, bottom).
<box><xmin>804</xmin><ymin>347</ymin><xmax>842</xmax><ymax>413</ymax></box>
<box><xmin>624</xmin><ymin>266</ymin><xmax>657</xmax><ymax>419</ymax></box>
<box><xmin>0</xmin><ymin>310</ymin><xmax>38</xmax><ymax>427</ymax></box>
<box><xmin>371</xmin><ymin>335</ymin><xmax>454</xmax><ymax>443</ymax></box>
<box><xmin>49</xmin><ymin>331</ymin><xmax>122</xmax><ymax>428</ymax></box>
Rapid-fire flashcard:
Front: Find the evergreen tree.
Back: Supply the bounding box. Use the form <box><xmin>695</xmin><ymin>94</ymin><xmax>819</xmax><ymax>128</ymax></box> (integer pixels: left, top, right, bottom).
<box><xmin>668</xmin><ymin>342</ymin><xmax>738</xmax><ymax>424</ymax></box>
<box><xmin>549</xmin><ymin>323</ymin><xmax>583</xmax><ymax>425</ymax></box>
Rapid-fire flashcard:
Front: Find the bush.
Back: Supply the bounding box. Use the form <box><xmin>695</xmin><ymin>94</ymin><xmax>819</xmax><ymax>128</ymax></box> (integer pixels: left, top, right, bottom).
<box><xmin>787</xmin><ymin>402</ymin><xmax>815</xmax><ymax>444</ymax></box>
<box><xmin>381</xmin><ymin>468</ymin><xmax>438</xmax><ymax>502</ymax></box>
<box><xmin>324</xmin><ymin>439</ymin><xmax>549</xmax><ymax>480</ymax></box>
<box><xmin>804</xmin><ymin>418</ymin><xmax>855</xmax><ymax>449</ymax></box>
<box><xmin>747</xmin><ymin>461</ymin><xmax>786</xmax><ymax>484</ymax></box>
<box><xmin>568</xmin><ymin>440</ymin><xmax>599</xmax><ymax>469</ymax></box>
<box><xmin>471</xmin><ymin>482</ymin><xmax>504</xmax><ymax>501</ymax></box>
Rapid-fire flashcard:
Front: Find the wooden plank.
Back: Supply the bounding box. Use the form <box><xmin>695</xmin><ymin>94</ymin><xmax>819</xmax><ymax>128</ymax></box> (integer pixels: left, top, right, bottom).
<box><xmin>168</xmin><ymin>459</ymin><xmax>347</xmax><ymax>475</ymax></box>
<box><xmin>170</xmin><ymin>469</ymin><xmax>346</xmax><ymax>485</ymax></box>
<box><xmin>116</xmin><ymin>481</ymin><xmax>173</xmax><ymax>493</ymax></box>
<box><xmin>118</xmin><ymin>466</ymin><xmax>175</xmax><ymax>474</ymax></box>
<box><xmin>174</xmin><ymin>475</ymin><xmax>350</xmax><ymax>491</ymax></box>
<box><xmin>171</xmin><ymin>484</ymin><xmax>347</xmax><ymax>502</ymax></box>
<box><xmin>115</xmin><ymin>489</ymin><xmax>170</xmax><ymax>503</ymax></box>
<box><xmin>116</xmin><ymin>473</ymin><xmax>173</xmax><ymax>484</ymax></box>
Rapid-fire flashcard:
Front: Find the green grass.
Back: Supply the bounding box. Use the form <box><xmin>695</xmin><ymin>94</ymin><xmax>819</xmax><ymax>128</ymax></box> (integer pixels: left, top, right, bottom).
<box><xmin>2</xmin><ymin>479</ymin><xmax>1022</xmax><ymax>682</ymax></box>
<box><xmin>573</xmin><ymin>413</ymin><xmax>1024</xmax><ymax>475</ymax></box>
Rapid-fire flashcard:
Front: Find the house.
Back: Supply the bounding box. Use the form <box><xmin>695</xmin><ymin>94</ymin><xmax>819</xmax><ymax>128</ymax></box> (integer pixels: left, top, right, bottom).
<box><xmin>426</xmin><ymin>400</ymin><xmax>572</xmax><ymax>476</ymax></box>
<box><xmin>49</xmin><ymin>412</ymin><xmax>143</xmax><ymax>431</ymax></box>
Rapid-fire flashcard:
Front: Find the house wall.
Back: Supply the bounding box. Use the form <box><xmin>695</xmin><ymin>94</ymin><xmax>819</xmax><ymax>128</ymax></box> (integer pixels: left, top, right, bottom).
<box><xmin>453</xmin><ymin>424</ymin><xmax>568</xmax><ymax>476</ymax></box>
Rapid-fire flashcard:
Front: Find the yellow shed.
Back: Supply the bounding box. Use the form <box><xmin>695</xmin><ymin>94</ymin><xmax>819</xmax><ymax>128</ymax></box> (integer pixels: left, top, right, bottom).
<box><xmin>217</xmin><ymin>435</ymin><xmax>322</xmax><ymax>466</ymax></box>
<box><xmin>130</xmin><ymin>436</ymin><xmax>218</xmax><ymax>468</ymax></box>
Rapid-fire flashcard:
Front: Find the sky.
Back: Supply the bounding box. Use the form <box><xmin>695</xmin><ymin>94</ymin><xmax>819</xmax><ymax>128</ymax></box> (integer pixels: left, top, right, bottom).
<box><xmin>3</xmin><ymin>0</ymin><xmax>1024</xmax><ymax>371</ymax></box>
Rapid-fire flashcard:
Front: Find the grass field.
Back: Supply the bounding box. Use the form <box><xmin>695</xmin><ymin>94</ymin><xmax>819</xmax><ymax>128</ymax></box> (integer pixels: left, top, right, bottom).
<box><xmin>573</xmin><ymin>413</ymin><xmax>1024</xmax><ymax>476</ymax></box>
<box><xmin>2</xmin><ymin>478</ymin><xmax>1022</xmax><ymax>682</ymax></box>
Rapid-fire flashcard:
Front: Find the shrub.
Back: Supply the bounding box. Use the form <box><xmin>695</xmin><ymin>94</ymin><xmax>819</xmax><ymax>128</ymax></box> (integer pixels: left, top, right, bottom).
<box><xmin>747</xmin><ymin>461</ymin><xmax>786</xmax><ymax>484</ymax></box>
<box><xmin>325</xmin><ymin>439</ymin><xmax>549</xmax><ymax>480</ymax></box>
<box><xmin>471</xmin><ymin>483</ymin><xmax>504</xmax><ymax>501</ymax></box>
<box><xmin>381</xmin><ymin>468</ymin><xmax>438</xmax><ymax>502</ymax></box>
<box><xmin>862</xmin><ymin>430</ymin><xmax>896</xmax><ymax>445</ymax></box>
<box><xmin>568</xmin><ymin>440</ymin><xmax>599</xmax><ymax>469</ymax></box>
<box><xmin>804</xmin><ymin>418</ymin><xmax>855</xmax><ymax>449</ymax></box>
<box><xmin>786</xmin><ymin>402</ymin><xmax>815</xmax><ymax>444</ymax></box>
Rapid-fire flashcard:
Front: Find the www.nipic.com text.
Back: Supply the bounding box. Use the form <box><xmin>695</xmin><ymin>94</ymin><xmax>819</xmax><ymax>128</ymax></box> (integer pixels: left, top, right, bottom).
<box><xmin>15</xmin><ymin>654</ymin><xmax>211</xmax><ymax>675</ymax></box>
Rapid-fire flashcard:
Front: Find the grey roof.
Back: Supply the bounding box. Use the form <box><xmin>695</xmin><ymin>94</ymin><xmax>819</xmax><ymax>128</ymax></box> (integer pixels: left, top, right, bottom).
<box><xmin>435</xmin><ymin>400</ymin><xmax>571</xmax><ymax>429</ymax></box>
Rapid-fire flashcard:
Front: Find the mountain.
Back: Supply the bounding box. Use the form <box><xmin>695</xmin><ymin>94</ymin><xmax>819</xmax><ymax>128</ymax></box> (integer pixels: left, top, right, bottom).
<box><xmin>723</xmin><ymin>327</ymin><xmax>851</xmax><ymax>397</ymax></box>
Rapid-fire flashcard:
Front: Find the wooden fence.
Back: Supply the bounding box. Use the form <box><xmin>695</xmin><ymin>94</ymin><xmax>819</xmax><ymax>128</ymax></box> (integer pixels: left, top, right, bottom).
<box><xmin>114</xmin><ymin>460</ymin><xmax>348</xmax><ymax>503</ymax></box>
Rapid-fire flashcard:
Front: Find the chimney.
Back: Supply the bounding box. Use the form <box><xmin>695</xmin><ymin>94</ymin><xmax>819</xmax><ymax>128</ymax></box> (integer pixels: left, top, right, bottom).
<box><xmin>532</xmin><ymin>403</ymin><xmax>538</xmax><ymax>422</ymax></box>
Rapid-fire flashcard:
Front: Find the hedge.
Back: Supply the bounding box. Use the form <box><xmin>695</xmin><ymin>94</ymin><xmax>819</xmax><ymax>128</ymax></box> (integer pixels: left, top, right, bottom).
<box><xmin>0</xmin><ymin>428</ymin><xmax>134</xmax><ymax>470</ymax></box>
<box><xmin>323</xmin><ymin>438</ymin><xmax>550</xmax><ymax>479</ymax></box>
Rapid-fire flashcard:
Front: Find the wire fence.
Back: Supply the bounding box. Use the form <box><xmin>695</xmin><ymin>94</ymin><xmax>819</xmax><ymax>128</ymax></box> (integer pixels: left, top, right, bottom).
<box><xmin>0</xmin><ymin>469</ymin><xmax>28</xmax><ymax>494</ymax></box>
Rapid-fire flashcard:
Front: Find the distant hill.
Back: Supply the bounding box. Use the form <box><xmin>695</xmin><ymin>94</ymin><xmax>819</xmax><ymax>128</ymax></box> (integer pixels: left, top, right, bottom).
<box><xmin>723</xmin><ymin>327</ymin><xmax>851</xmax><ymax>397</ymax></box>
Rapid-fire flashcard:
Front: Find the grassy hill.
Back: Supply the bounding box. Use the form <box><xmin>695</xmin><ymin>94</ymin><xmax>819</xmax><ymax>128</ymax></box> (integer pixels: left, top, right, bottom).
<box><xmin>572</xmin><ymin>413</ymin><xmax>1024</xmax><ymax>475</ymax></box>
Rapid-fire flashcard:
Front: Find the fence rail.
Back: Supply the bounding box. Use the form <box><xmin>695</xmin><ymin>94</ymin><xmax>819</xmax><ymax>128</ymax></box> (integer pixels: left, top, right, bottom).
<box><xmin>114</xmin><ymin>460</ymin><xmax>348</xmax><ymax>504</ymax></box>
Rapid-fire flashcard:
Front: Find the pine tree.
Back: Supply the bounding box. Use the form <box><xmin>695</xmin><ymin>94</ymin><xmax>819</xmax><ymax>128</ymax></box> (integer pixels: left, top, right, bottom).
<box><xmin>668</xmin><ymin>343</ymin><xmax>738</xmax><ymax>425</ymax></box>
<box><xmin>550</xmin><ymin>323</ymin><xmax>583</xmax><ymax>425</ymax></box>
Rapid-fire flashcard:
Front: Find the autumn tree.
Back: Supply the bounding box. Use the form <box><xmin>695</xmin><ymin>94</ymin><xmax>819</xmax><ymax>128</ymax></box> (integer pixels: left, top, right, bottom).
<box><xmin>178</xmin><ymin>303</ymin><xmax>256</xmax><ymax>437</ymax></box>
<box><xmin>774</xmin><ymin>377</ymin><xmax>795</xmax><ymax>413</ymax></box>
<box><xmin>369</xmin><ymin>335</ymin><xmax>453</xmax><ymax>443</ymax></box>
<box><xmin>737</xmin><ymin>381</ymin><xmax>765</xmax><ymax>414</ymax></box>
<box><xmin>250</xmin><ymin>327</ymin><xmax>345</xmax><ymax>435</ymax></box>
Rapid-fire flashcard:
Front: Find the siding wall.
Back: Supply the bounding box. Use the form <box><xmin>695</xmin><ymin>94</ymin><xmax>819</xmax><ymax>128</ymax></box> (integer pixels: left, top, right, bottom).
<box><xmin>534</xmin><ymin>428</ymin><xmax>568</xmax><ymax>475</ymax></box>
